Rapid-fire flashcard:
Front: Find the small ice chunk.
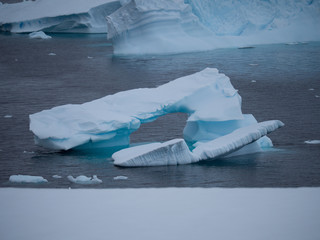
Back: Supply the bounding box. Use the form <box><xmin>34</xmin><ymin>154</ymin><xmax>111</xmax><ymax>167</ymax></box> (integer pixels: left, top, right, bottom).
<box><xmin>52</xmin><ymin>175</ymin><xmax>62</xmax><ymax>179</ymax></box>
<box><xmin>309</xmin><ymin>88</ymin><xmax>314</xmax><ymax>91</ymax></box>
<box><xmin>304</xmin><ymin>140</ymin><xmax>320</xmax><ymax>144</ymax></box>
<box><xmin>251</xmin><ymin>80</ymin><xmax>256</xmax><ymax>83</ymax></box>
<box><xmin>67</xmin><ymin>175</ymin><xmax>102</xmax><ymax>184</ymax></box>
<box><xmin>249</xmin><ymin>64</ymin><xmax>259</xmax><ymax>66</ymax></box>
<box><xmin>48</xmin><ymin>53</ymin><xmax>56</xmax><ymax>56</ymax></box>
<box><xmin>87</xmin><ymin>56</ymin><xmax>93</xmax><ymax>59</ymax></box>
<box><xmin>9</xmin><ymin>175</ymin><xmax>48</xmax><ymax>183</ymax></box>
<box><xmin>315</xmin><ymin>95</ymin><xmax>319</xmax><ymax>98</ymax></box>
<box><xmin>4</xmin><ymin>115</ymin><xmax>12</xmax><ymax>118</ymax></box>
<box><xmin>14</xmin><ymin>58</ymin><xmax>18</xmax><ymax>62</ymax></box>
<box><xmin>113</xmin><ymin>176</ymin><xmax>128</xmax><ymax>180</ymax></box>
<box><xmin>29</xmin><ymin>31</ymin><xmax>52</xmax><ymax>39</ymax></box>
<box><xmin>23</xmin><ymin>150</ymin><xmax>34</xmax><ymax>154</ymax></box>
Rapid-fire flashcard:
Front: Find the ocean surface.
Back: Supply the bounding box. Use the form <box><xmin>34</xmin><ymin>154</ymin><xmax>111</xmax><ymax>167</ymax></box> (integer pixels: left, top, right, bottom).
<box><xmin>0</xmin><ymin>33</ymin><xmax>319</xmax><ymax>188</ymax></box>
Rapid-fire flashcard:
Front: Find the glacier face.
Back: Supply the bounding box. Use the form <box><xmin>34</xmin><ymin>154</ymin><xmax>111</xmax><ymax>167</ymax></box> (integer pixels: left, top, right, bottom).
<box><xmin>30</xmin><ymin>68</ymin><xmax>245</xmax><ymax>150</ymax></box>
<box><xmin>1</xmin><ymin>0</ymin><xmax>319</xmax><ymax>52</ymax></box>
<box><xmin>107</xmin><ymin>0</ymin><xmax>320</xmax><ymax>54</ymax></box>
<box><xmin>0</xmin><ymin>0</ymin><xmax>121</xmax><ymax>33</ymax></box>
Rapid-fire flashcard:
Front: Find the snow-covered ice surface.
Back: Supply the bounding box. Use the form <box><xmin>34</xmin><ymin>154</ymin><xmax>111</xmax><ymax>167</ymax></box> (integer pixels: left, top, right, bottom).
<box><xmin>29</xmin><ymin>31</ymin><xmax>51</xmax><ymax>39</ymax></box>
<box><xmin>67</xmin><ymin>175</ymin><xmax>102</xmax><ymax>184</ymax></box>
<box><xmin>0</xmin><ymin>188</ymin><xmax>319</xmax><ymax>240</ymax></box>
<box><xmin>107</xmin><ymin>0</ymin><xmax>320</xmax><ymax>54</ymax></box>
<box><xmin>9</xmin><ymin>175</ymin><xmax>48</xmax><ymax>183</ymax></box>
<box><xmin>113</xmin><ymin>120</ymin><xmax>283</xmax><ymax>167</ymax></box>
<box><xmin>0</xmin><ymin>0</ymin><xmax>121</xmax><ymax>33</ymax></box>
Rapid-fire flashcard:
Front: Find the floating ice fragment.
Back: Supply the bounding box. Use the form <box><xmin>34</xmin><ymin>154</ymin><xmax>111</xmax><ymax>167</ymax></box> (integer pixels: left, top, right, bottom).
<box><xmin>87</xmin><ymin>56</ymin><xmax>93</xmax><ymax>59</ymax></box>
<box><xmin>4</xmin><ymin>115</ymin><xmax>12</xmax><ymax>118</ymax></box>
<box><xmin>249</xmin><ymin>64</ymin><xmax>259</xmax><ymax>66</ymax></box>
<box><xmin>48</xmin><ymin>53</ymin><xmax>56</xmax><ymax>56</ymax></box>
<box><xmin>285</xmin><ymin>42</ymin><xmax>299</xmax><ymax>45</ymax></box>
<box><xmin>52</xmin><ymin>175</ymin><xmax>62</xmax><ymax>179</ymax></box>
<box><xmin>29</xmin><ymin>31</ymin><xmax>52</xmax><ymax>39</ymax></box>
<box><xmin>23</xmin><ymin>150</ymin><xmax>35</xmax><ymax>154</ymax></box>
<box><xmin>67</xmin><ymin>175</ymin><xmax>102</xmax><ymax>184</ymax></box>
<box><xmin>113</xmin><ymin>176</ymin><xmax>128</xmax><ymax>180</ymax></box>
<box><xmin>315</xmin><ymin>95</ymin><xmax>319</xmax><ymax>98</ymax></box>
<box><xmin>251</xmin><ymin>80</ymin><xmax>256</xmax><ymax>83</ymax></box>
<box><xmin>309</xmin><ymin>88</ymin><xmax>314</xmax><ymax>91</ymax></box>
<box><xmin>9</xmin><ymin>175</ymin><xmax>48</xmax><ymax>183</ymax></box>
<box><xmin>304</xmin><ymin>140</ymin><xmax>320</xmax><ymax>144</ymax></box>
<box><xmin>113</xmin><ymin>120</ymin><xmax>284</xmax><ymax>167</ymax></box>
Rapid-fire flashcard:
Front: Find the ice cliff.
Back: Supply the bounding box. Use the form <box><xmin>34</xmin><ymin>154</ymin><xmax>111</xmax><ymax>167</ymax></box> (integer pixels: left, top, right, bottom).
<box><xmin>0</xmin><ymin>0</ymin><xmax>121</xmax><ymax>33</ymax></box>
<box><xmin>108</xmin><ymin>0</ymin><xmax>320</xmax><ymax>54</ymax></box>
<box><xmin>30</xmin><ymin>68</ymin><xmax>283</xmax><ymax>165</ymax></box>
<box><xmin>1</xmin><ymin>0</ymin><xmax>319</xmax><ymax>53</ymax></box>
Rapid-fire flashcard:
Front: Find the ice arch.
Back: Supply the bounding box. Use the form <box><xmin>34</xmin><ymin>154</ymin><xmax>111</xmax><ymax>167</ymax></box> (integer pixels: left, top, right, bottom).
<box><xmin>30</xmin><ymin>68</ymin><xmax>275</xmax><ymax>155</ymax></box>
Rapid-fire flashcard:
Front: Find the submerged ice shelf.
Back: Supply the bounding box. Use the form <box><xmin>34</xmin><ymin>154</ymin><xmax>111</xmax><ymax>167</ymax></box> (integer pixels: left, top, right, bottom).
<box><xmin>30</xmin><ymin>68</ymin><xmax>284</xmax><ymax>166</ymax></box>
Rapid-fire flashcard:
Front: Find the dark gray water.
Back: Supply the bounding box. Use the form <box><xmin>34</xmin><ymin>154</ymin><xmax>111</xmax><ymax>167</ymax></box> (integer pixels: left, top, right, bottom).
<box><xmin>0</xmin><ymin>33</ymin><xmax>320</xmax><ymax>188</ymax></box>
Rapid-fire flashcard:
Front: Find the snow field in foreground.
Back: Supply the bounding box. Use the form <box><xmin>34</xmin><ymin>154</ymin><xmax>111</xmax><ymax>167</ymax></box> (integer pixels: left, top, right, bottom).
<box><xmin>0</xmin><ymin>187</ymin><xmax>319</xmax><ymax>240</ymax></box>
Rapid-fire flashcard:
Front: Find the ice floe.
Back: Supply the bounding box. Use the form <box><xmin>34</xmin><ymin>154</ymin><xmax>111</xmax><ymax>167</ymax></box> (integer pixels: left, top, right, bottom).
<box><xmin>304</xmin><ymin>140</ymin><xmax>320</xmax><ymax>145</ymax></box>
<box><xmin>29</xmin><ymin>31</ymin><xmax>51</xmax><ymax>39</ymax></box>
<box><xmin>9</xmin><ymin>174</ymin><xmax>48</xmax><ymax>183</ymax></box>
<box><xmin>113</xmin><ymin>176</ymin><xmax>128</xmax><ymax>180</ymax></box>
<box><xmin>67</xmin><ymin>175</ymin><xmax>102</xmax><ymax>184</ymax></box>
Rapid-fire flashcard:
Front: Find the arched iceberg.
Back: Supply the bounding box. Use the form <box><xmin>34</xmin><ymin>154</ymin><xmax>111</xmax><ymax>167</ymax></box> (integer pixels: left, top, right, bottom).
<box><xmin>30</xmin><ymin>68</ymin><xmax>283</xmax><ymax>162</ymax></box>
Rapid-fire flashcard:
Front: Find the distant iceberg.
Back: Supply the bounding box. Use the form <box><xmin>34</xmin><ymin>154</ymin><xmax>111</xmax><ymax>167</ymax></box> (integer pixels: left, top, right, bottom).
<box><xmin>1</xmin><ymin>0</ymin><xmax>319</xmax><ymax>54</ymax></box>
<box><xmin>0</xmin><ymin>0</ymin><xmax>121</xmax><ymax>33</ymax></box>
<box><xmin>30</xmin><ymin>68</ymin><xmax>283</xmax><ymax>164</ymax></box>
<box><xmin>107</xmin><ymin>0</ymin><xmax>320</xmax><ymax>54</ymax></box>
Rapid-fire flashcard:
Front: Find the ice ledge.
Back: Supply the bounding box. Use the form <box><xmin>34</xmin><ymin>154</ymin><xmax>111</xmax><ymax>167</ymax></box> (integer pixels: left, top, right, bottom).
<box><xmin>113</xmin><ymin>120</ymin><xmax>284</xmax><ymax>167</ymax></box>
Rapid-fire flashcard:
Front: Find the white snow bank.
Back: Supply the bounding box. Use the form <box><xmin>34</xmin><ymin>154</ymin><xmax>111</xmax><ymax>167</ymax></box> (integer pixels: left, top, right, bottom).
<box><xmin>29</xmin><ymin>31</ymin><xmax>51</xmax><ymax>39</ymax></box>
<box><xmin>67</xmin><ymin>175</ymin><xmax>102</xmax><ymax>184</ymax></box>
<box><xmin>0</xmin><ymin>188</ymin><xmax>319</xmax><ymax>240</ymax></box>
<box><xmin>9</xmin><ymin>175</ymin><xmax>48</xmax><ymax>183</ymax></box>
<box><xmin>113</xmin><ymin>120</ymin><xmax>284</xmax><ymax>167</ymax></box>
<box><xmin>0</xmin><ymin>0</ymin><xmax>121</xmax><ymax>33</ymax></box>
<box><xmin>107</xmin><ymin>0</ymin><xmax>320</xmax><ymax>55</ymax></box>
<box><xmin>304</xmin><ymin>140</ymin><xmax>320</xmax><ymax>144</ymax></box>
